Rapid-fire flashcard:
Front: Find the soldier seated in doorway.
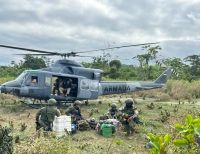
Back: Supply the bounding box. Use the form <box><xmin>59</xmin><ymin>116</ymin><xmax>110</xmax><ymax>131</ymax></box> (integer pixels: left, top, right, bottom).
<box><xmin>62</xmin><ymin>78</ymin><xmax>73</xmax><ymax>96</ymax></box>
<box><xmin>53</xmin><ymin>78</ymin><xmax>61</xmax><ymax>95</ymax></box>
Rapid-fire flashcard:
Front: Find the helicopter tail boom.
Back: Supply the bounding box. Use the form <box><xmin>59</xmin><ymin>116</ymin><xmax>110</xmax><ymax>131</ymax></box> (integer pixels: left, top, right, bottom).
<box><xmin>99</xmin><ymin>67</ymin><xmax>173</xmax><ymax>96</ymax></box>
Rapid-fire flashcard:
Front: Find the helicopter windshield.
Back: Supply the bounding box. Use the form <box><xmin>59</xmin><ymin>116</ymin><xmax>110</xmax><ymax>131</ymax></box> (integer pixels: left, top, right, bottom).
<box><xmin>16</xmin><ymin>71</ymin><xmax>28</xmax><ymax>83</ymax></box>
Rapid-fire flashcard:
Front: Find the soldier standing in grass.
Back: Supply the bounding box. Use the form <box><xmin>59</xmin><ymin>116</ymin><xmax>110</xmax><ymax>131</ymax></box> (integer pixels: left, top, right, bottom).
<box><xmin>36</xmin><ymin>98</ymin><xmax>61</xmax><ymax>131</ymax></box>
<box><xmin>120</xmin><ymin>98</ymin><xmax>142</xmax><ymax>136</ymax></box>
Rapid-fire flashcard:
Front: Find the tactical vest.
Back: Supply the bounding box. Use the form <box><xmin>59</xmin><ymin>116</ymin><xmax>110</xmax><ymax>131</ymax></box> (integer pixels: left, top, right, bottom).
<box><xmin>123</xmin><ymin>107</ymin><xmax>135</xmax><ymax>117</ymax></box>
<box><xmin>40</xmin><ymin>107</ymin><xmax>59</xmax><ymax>123</ymax></box>
<box><xmin>109</xmin><ymin>108</ymin><xmax>118</xmax><ymax>116</ymax></box>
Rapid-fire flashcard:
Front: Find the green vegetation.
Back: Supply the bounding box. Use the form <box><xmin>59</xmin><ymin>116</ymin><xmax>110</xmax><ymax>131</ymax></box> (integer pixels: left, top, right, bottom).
<box><xmin>147</xmin><ymin>115</ymin><xmax>200</xmax><ymax>154</ymax></box>
<box><xmin>0</xmin><ymin>55</ymin><xmax>48</xmax><ymax>78</ymax></box>
<box><xmin>147</xmin><ymin>133</ymin><xmax>171</xmax><ymax>154</ymax></box>
<box><xmin>165</xmin><ymin>80</ymin><xmax>200</xmax><ymax>99</ymax></box>
<box><xmin>0</xmin><ymin>125</ymin><xmax>13</xmax><ymax>154</ymax></box>
<box><xmin>82</xmin><ymin>45</ymin><xmax>200</xmax><ymax>81</ymax></box>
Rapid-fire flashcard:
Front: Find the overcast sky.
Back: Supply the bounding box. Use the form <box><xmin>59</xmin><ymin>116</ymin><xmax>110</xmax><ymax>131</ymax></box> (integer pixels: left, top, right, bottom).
<box><xmin>0</xmin><ymin>0</ymin><xmax>200</xmax><ymax>66</ymax></box>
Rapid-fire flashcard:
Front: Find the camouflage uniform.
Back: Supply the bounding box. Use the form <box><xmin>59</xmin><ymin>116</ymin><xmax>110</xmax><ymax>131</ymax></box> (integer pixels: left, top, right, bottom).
<box><xmin>120</xmin><ymin>98</ymin><xmax>140</xmax><ymax>135</ymax></box>
<box><xmin>65</xmin><ymin>100</ymin><xmax>83</xmax><ymax>124</ymax></box>
<box><xmin>36</xmin><ymin>99</ymin><xmax>61</xmax><ymax>131</ymax></box>
<box><xmin>108</xmin><ymin>103</ymin><xmax>118</xmax><ymax>119</ymax></box>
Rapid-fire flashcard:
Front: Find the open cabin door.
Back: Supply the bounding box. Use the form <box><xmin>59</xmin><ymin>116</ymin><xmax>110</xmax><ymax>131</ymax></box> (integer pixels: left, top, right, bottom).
<box><xmin>51</xmin><ymin>75</ymin><xmax>78</xmax><ymax>97</ymax></box>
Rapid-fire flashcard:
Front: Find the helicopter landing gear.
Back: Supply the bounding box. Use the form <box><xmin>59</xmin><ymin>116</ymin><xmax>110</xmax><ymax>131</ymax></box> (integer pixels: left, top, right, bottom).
<box><xmin>22</xmin><ymin>98</ymin><xmax>45</xmax><ymax>109</ymax></box>
<box><xmin>85</xmin><ymin>100</ymin><xmax>89</xmax><ymax>106</ymax></box>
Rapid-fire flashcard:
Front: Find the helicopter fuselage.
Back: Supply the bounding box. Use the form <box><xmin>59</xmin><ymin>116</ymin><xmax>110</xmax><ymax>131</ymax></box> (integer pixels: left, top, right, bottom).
<box><xmin>0</xmin><ymin>67</ymin><xmax>173</xmax><ymax>102</ymax></box>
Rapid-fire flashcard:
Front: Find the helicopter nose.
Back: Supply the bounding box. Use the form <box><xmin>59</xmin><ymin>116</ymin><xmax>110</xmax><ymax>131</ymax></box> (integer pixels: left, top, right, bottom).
<box><xmin>0</xmin><ymin>85</ymin><xmax>7</xmax><ymax>93</ymax></box>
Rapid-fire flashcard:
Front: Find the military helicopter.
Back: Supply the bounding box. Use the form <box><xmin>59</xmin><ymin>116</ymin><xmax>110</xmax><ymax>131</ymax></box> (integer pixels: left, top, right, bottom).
<box><xmin>0</xmin><ymin>43</ymin><xmax>173</xmax><ymax>103</ymax></box>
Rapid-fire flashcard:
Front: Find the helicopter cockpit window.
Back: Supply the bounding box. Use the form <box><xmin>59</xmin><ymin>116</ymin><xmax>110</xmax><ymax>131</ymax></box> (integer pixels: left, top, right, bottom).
<box><xmin>16</xmin><ymin>71</ymin><xmax>28</xmax><ymax>83</ymax></box>
<box><xmin>31</xmin><ymin>76</ymin><xmax>38</xmax><ymax>85</ymax></box>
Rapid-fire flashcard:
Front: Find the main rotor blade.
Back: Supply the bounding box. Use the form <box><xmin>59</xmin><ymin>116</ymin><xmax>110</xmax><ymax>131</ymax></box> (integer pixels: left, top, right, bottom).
<box><xmin>76</xmin><ymin>42</ymin><xmax>160</xmax><ymax>53</ymax></box>
<box><xmin>75</xmin><ymin>55</ymin><xmax>94</xmax><ymax>58</ymax></box>
<box><xmin>14</xmin><ymin>53</ymin><xmax>56</xmax><ymax>56</ymax></box>
<box><xmin>0</xmin><ymin>42</ymin><xmax>160</xmax><ymax>58</ymax></box>
<box><xmin>0</xmin><ymin>44</ymin><xmax>59</xmax><ymax>54</ymax></box>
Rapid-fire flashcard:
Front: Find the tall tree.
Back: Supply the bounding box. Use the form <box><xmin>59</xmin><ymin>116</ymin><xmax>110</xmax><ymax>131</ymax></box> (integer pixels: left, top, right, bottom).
<box><xmin>109</xmin><ymin>60</ymin><xmax>122</xmax><ymax>70</ymax></box>
<box><xmin>162</xmin><ymin>57</ymin><xmax>190</xmax><ymax>80</ymax></box>
<box><xmin>91</xmin><ymin>53</ymin><xmax>111</xmax><ymax>70</ymax></box>
<box><xmin>21</xmin><ymin>55</ymin><xmax>46</xmax><ymax>69</ymax></box>
<box><xmin>135</xmin><ymin>45</ymin><xmax>161</xmax><ymax>80</ymax></box>
<box><xmin>108</xmin><ymin>60</ymin><xmax>122</xmax><ymax>79</ymax></box>
<box><xmin>184</xmin><ymin>54</ymin><xmax>200</xmax><ymax>80</ymax></box>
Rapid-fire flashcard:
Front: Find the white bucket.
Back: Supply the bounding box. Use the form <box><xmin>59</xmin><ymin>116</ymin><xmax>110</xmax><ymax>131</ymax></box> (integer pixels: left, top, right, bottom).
<box><xmin>53</xmin><ymin>115</ymin><xmax>71</xmax><ymax>137</ymax></box>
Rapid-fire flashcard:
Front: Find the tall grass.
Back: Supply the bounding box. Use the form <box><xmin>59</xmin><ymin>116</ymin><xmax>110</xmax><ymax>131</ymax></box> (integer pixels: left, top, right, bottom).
<box><xmin>14</xmin><ymin>135</ymin><xmax>80</xmax><ymax>154</ymax></box>
<box><xmin>165</xmin><ymin>80</ymin><xmax>200</xmax><ymax>100</ymax></box>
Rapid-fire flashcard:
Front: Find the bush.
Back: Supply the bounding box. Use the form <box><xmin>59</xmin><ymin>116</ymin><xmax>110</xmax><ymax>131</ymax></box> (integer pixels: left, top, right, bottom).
<box><xmin>173</xmin><ymin>115</ymin><xmax>200</xmax><ymax>152</ymax></box>
<box><xmin>0</xmin><ymin>126</ymin><xmax>13</xmax><ymax>154</ymax></box>
<box><xmin>165</xmin><ymin>80</ymin><xmax>200</xmax><ymax>100</ymax></box>
<box><xmin>147</xmin><ymin>133</ymin><xmax>171</xmax><ymax>154</ymax></box>
<box><xmin>147</xmin><ymin>115</ymin><xmax>200</xmax><ymax>154</ymax></box>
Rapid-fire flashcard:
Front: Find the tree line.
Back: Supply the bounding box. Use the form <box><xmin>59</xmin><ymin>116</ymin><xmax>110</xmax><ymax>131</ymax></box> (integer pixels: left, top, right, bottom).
<box><xmin>83</xmin><ymin>45</ymin><xmax>200</xmax><ymax>81</ymax></box>
<box><xmin>0</xmin><ymin>46</ymin><xmax>200</xmax><ymax>81</ymax></box>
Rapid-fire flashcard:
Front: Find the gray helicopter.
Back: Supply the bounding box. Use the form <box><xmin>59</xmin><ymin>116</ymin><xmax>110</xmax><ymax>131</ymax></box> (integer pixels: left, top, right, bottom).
<box><xmin>0</xmin><ymin>43</ymin><xmax>173</xmax><ymax>103</ymax></box>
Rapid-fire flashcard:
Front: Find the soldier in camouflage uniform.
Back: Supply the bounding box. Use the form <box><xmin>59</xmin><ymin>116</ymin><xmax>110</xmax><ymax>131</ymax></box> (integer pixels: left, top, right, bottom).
<box><xmin>120</xmin><ymin>98</ymin><xmax>141</xmax><ymax>136</ymax></box>
<box><xmin>65</xmin><ymin>100</ymin><xmax>83</xmax><ymax>124</ymax></box>
<box><xmin>36</xmin><ymin>98</ymin><xmax>61</xmax><ymax>131</ymax></box>
<box><xmin>108</xmin><ymin>103</ymin><xmax>119</xmax><ymax>119</ymax></box>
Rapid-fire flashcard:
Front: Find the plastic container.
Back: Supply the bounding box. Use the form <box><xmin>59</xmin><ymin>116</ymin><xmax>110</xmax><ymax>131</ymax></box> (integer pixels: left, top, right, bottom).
<box><xmin>53</xmin><ymin>115</ymin><xmax>71</xmax><ymax>137</ymax></box>
<box><xmin>101</xmin><ymin>124</ymin><xmax>113</xmax><ymax>138</ymax></box>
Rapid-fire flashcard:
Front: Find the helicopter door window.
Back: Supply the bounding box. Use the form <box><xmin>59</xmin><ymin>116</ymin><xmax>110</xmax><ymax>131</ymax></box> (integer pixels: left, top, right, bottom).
<box><xmin>89</xmin><ymin>80</ymin><xmax>99</xmax><ymax>91</ymax></box>
<box><xmin>31</xmin><ymin>76</ymin><xmax>38</xmax><ymax>86</ymax></box>
<box><xmin>80</xmin><ymin>79</ymin><xmax>89</xmax><ymax>90</ymax></box>
<box><xmin>45</xmin><ymin>76</ymin><xmax>51</xmax><ymax>86</ymax></box>
<box><xmin>93</xmin><ymin>72</ymin><xmax>101</xmax><ymax>80</ymax></box>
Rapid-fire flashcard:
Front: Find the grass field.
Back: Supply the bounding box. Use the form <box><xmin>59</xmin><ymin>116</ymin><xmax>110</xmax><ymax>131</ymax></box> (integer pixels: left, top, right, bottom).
<box><xmin>0</xmin><ymin>90</ymin><xmax>200</xmax><ymax>154</ymax></box>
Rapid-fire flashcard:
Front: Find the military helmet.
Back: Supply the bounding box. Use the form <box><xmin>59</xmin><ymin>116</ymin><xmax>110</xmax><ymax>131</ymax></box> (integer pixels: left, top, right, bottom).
<box><xmin>73</xmin><ymin>100</ymin><xmax>81</xmax><ymax>106</ymax></box>
<box><xmin>111</xmin><ymin>103</ymin><xmax>117</xmax><ymax>108</ymax></box>
<box><xmin>125</xmin><ymin>98</ymin><xmax>134</xmax><ymax>107</ymax></box>
<box><xmin>48</xmin><ymin>98</ymin><xmax>57</xmax><ymax>104</ymax></box>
